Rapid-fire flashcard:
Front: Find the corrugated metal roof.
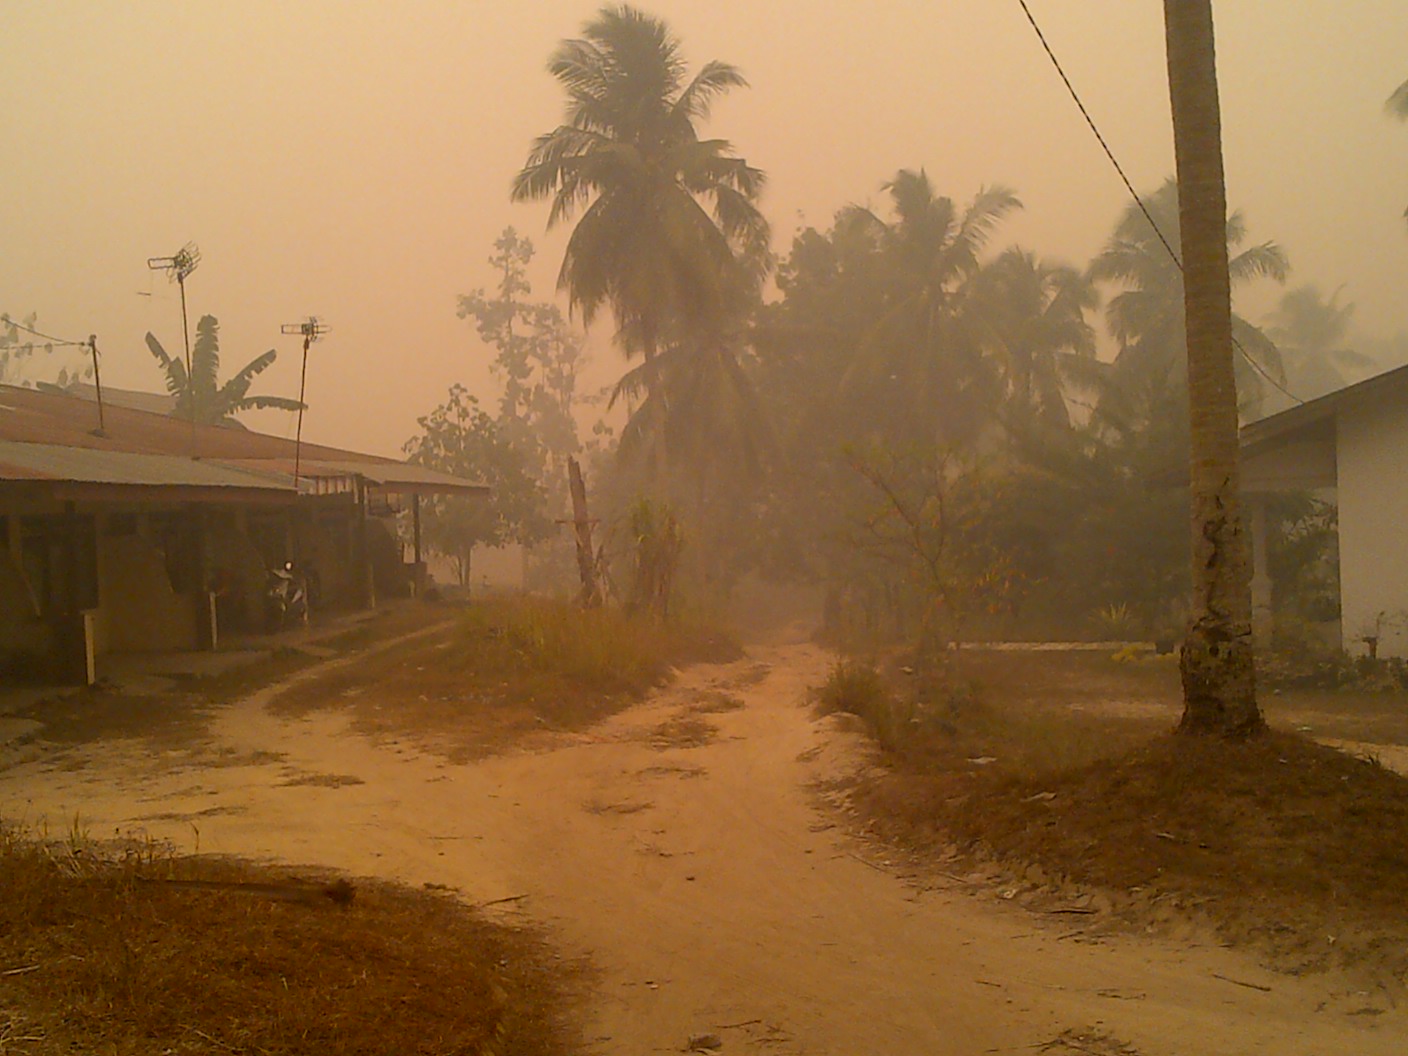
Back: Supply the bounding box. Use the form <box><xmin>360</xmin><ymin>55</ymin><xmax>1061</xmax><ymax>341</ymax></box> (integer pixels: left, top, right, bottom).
<box><xmin>304</xmin><ymin>460</ymin><xmax>489</xmax><ymax>495</ymax></box>
<box><xmin>0</xmin><ymin>383</ymin><xmax>401</xmax><ymax>463</ymax></box>
<box><xmin>0</xmin><ymin>441</ymin><xmax>296</xmax><ymax>492</ymax></box>
<box><xmin>0</xmin><ymin>385</ymin><xmax>489</xmax><ymax>498</ymax></box>
<box><xmin>216</xmin><ymin>458</ymin><xmax>488</xmax><ymax>495</ymax></box>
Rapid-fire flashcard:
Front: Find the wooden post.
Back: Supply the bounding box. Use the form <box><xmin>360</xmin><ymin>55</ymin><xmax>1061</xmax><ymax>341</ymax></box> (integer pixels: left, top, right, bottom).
<box><xmin>567</xmin><ymin>457</ymin><xmax>601</xmax><ymax>608</ymax></box>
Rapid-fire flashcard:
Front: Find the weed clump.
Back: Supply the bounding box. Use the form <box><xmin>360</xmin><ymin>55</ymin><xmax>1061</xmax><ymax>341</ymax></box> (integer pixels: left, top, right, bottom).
<box><xmin>816</xmin><ymin>658</ymin><xmax>976</xmax><ymax>756</ymax></box>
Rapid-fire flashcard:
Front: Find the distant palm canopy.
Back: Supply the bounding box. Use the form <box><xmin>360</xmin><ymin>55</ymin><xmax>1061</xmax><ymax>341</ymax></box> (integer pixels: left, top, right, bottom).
<box><xmin>1390</xmin><ymin>77</ymin><xmax>1408</xmax><ymax>221</ymax></box>
<box><xmin>1389</xmin><ymin>77</ymin><xmax>1408</xmax><ymax>119</ymax></box>
<box><xmin>510</xmin><ymin>4</ymin><xmax>770</xmax><ymax>361</ymax></box>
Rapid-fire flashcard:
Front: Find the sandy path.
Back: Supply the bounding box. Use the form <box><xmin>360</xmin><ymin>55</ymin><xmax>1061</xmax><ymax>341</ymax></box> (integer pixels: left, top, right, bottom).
<box><xmin>3</xmin><ymin>643</ymin><xmax>1405</xmax><ymax>1055</ymax></box>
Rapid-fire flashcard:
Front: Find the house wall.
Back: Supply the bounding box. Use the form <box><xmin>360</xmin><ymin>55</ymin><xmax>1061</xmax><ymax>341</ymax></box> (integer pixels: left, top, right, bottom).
<box><xmin>95</xmin><ymin>519</ymin><xmax>198</xmax><ymax>654</ymax></box>
<box><xmin>1242</xmin><ymin>439</ymin><xmax>1336</xmax><ymax>494</ymax></box>
<box><xmin>0</xmin><ymin>518</ymin><xmax>50</xmax><ymax>669</ymax></box>
<box><xmin>1337</xmin><ymin>399</ymin><xmax>1408</xmax><ymax>657</ymax></box>
<box><xmin>296</xmin><ymin>508</ymin><xmax>360</xmax><ymax>610</ymax></box>
<box><xmin>206</xmin><ymin>510</ymin><xmax>270</xmax><ymax>633</ymax></box>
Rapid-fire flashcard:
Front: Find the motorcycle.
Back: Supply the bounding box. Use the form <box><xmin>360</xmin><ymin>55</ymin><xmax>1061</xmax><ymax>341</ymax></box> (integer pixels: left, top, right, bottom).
<box><xmin>265</xmin><ymin>561</ymin><xmax>309</xmax><ymax>631</ymax></box>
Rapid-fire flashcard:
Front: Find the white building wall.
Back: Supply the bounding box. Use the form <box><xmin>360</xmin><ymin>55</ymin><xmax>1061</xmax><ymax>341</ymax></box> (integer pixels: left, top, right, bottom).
<box><xmin>1337</xmin><ymin>398</ymin><xmax>1408</xmax><ymax>657</ymax></box>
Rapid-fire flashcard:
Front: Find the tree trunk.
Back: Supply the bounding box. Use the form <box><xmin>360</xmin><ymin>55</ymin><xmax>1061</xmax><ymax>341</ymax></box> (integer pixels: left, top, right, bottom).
<box><xmin>1163</xmin><ymin>0</ymin><xmax>1264</xmax><ymax>736</ymax></box>
<box><xmin>567</xmin><ymin>457</ymin><xmax>602</xmax><ymax>607</ymax></box>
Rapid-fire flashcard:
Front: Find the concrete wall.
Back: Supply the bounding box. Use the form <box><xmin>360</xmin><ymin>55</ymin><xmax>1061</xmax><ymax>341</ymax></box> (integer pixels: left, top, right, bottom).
<box><xmin>1337</xmin><ymin>398</ymin><xmax>1408</xmax><ymax>657</ymax></box>
<box><xmin>96</xmin><ymin>528</ymin><xmax>198</xmax><ymax>653</ymax></box>
<box><xmin>207</xmin><ymin>513</ymin><xmax>270</xmax><ymax>633</ymax></box>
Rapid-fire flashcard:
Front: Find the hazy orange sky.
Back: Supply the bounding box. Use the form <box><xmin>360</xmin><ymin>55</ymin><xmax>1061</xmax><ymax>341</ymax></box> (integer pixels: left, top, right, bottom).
<box><xmin>5</xmin><ymin>1</ymin><xmax>1405</xmax><ymax>457</ymax></box>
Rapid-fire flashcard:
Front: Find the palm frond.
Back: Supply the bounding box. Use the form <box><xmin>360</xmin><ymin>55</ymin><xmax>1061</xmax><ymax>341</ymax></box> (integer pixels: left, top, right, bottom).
<box><xmin>957</xmin><ymin>185</ymin><xmax>1022</xmax><ymax>255</ymax></box>
<box><xmin>1228</xmin><ymin>241</ymin><xmax>1289</xmax><ymax>285</ymax></box>
<box><xmin>144</xmin><ymin>331</ymin><xmax>186</xmax><ymax>398</ymax></box>
<box><xmin>222</xmin><ymin>347</ymin><xmax>279</xmax><ymax>399</ymax></box>
<box><xmin>191</xmin><ymin>315</ymin><xmax>222</xmax><ymax>399</ymax></box>
<box><xmin>1387</xmin><ymin>78</ymin><xmax>1408</xmax><ymax>119</ymax></box>
<box><xmin>672</xmin><ymin>60</ymin><xmax>748</xmax><ymax>122</ymax></box>
<box><xmin>233</xmin><ymin>394</ymin><xmax>304</xmax><ymax>413</ymax></box>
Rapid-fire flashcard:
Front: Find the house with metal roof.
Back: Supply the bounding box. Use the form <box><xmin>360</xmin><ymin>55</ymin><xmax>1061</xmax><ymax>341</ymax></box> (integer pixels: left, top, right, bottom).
<box><xmin>1241</xmin><ymin>362</ymin><xmax>1408</xmax><ymax>658</ymax></box>
<box><xmin>0</xmin><ymin>384</ymin><xmax>487</xmax><ymax>683</ymax></box>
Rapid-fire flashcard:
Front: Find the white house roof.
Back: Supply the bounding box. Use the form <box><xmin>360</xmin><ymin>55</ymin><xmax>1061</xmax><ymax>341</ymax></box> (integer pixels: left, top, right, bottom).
<box><xmin>1242</xmin><ymin>362</ymin><xmax>1408</xmax><ymax>450</ymax></box>
<box><xmin>1240</xmin><ymin>362</ymin><xmax>1408</xmax><ymax>493</ymax></box>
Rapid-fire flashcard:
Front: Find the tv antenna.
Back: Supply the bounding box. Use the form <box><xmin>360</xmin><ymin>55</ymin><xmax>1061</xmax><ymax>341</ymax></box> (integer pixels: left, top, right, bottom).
<box><xmin>280</xmin><ymin>316</ymin><xmax>331</xmax><ymax>487</ymax></box>
<box><xmin>146</xmin><ymin>243</ymin><xmax>201</xmax><ymax>402</ymax></box>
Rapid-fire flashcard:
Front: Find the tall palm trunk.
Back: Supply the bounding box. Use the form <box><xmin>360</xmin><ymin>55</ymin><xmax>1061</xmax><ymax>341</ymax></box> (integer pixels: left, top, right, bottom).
<box><xmin>1164</xmin><ymin>0</ymin><xmax>1264</xmax><ymax>735</ymax></box>
<box><xmin>638</xmin><ymin>331</ymin><xmax>671</xmax><ymax>495</ymax></box>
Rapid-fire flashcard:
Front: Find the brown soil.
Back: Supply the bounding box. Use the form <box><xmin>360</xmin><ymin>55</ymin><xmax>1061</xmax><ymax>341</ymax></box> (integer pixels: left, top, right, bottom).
<box><xmin>4</xmin><ymin>635</ymin><xmax>1408</xmax><ymax>1054</ymax></box>
<box><xmin>842</xmin><ymin>648</ymin><xmax>1408</xmax><ymax>984</ymax></box>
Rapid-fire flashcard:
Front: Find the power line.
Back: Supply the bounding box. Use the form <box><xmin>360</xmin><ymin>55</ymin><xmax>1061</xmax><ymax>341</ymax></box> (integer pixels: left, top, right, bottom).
<box><xmin>1015</xmin><ymin>0</ymin><xmax>1182</xmax><ymax>269</ymax></box>
<box><xmin>2</xmin><ymin>315</ymin><xmax>88</xmax><ymax>348</ymax></box>
<box><xmin>1014</xmin><ymin>0</ymin><xmax>1304</xmax><ymax>407</ymax></box>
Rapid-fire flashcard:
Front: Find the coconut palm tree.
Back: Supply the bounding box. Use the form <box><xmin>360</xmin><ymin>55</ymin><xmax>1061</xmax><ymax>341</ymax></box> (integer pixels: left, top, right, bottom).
<box><xmin>512</xmin><ymin>5</ymin><xmax>769</xmax><ymax>369</ymax></box>
<box><xmin>1389</xmin><ymin>78</ymin><xmax>1408</xmax><ymax>221</ymax></box>
<box><xmin>1263</xmin><ymin>285</ymin><xmax>1374</xmax><ymax>408</ymax></box>
<box><xmin>970</xmin><ymin>247</ymin><xmax>1099</xmax><ymax>436</ymax></box>
<box><xmin>1390</xmin><ymin>78</ymin><xmax>1408</xmax><ymax>118</ymax></box>
<box><xmin>839</xmin><ymin>170</ymin><xmax>1022</xmax><ymax>447</ymax></box>
<box><xmin>1163</xmin><ymin>0</ymin><xmax>1263</xmax><ymax>736</ymax></box>
<box><xmin>146</xmin><ymin>315</ymin><xmax>302</xmax><ymax>426</ymax></box>
<box><xmin>1088</xmin><ymin>177</ymin><xmax>1288</xmax><ymax>432</ymax></box>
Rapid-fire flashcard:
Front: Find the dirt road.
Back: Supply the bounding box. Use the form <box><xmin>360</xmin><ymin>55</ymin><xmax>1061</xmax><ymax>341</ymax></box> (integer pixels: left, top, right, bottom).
<box><xmin>2</xmin><ymin>642</ymin><xmax>1404</xmax><ymax>1055</ymax></box>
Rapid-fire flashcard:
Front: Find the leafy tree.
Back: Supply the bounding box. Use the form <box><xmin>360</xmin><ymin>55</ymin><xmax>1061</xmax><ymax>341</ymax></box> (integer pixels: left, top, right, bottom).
<box><xmin>1262</xmin><ymin>285</ymin><xmax>1374</xmax><ymax>406</ymax></box>
<box><xmin>403</xmin><ymin>384</ymin><xmax>552</xmax><ymax>586</ymax></box>
<box><xmin>512</xmin><ymin>4</ymin><xmax>770</xmax><ymax>479</ymax></box>
<box><xmin>457</xmin><ymin>228</ymin><xmax>584</xmax><ymax>496</ymax></box>
<box><xmin>611</xmin><ymin>284</ymin><xmax>772</xmax><ymax>488</ymax></box>
<box><xmin>146</xmin><ymin>315</ymin><xmax>301</xmax><ymax>426</ymax></box>
<box><xmin>970</xmin><ymin>247</ymin><xmax>1100</xmax><ymax>439</ymax></box>
<box><xmin>751</xmin><ymin>178</ymin><xmax>1101</xmax><ymax>617</ymax></box>
<box><xmin>838</xmin><ymin>170</ymin><xmax>1021</xmax><ymax>447</ymax></box>
<box><xmin>1087</xmin><ymin>177</ymin><xmax>1288</xmax><ymax>435</ymax></box>
<box><xmin>457</xmin><ymin>229</ymin><xmax>586</xmax><ymax>590</ymax></box>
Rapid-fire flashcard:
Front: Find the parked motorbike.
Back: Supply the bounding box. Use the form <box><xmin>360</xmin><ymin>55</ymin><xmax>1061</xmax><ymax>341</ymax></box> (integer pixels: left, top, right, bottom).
<box><xmin>265</xmin><ymin>562</ymin><xmax>309</xmax><ymax>631</ymax></box>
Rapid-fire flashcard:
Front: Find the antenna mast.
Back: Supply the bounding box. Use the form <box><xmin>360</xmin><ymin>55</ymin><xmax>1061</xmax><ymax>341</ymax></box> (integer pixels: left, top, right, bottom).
<box><xmin>146</xmin><ymin>243</ymin><xmax>201</xmax><ymax>413</ymax></box>
<box><xmin>279</xmin><ymin>316</ymin><xmax>331</xmax><ymax>488</ymax></box>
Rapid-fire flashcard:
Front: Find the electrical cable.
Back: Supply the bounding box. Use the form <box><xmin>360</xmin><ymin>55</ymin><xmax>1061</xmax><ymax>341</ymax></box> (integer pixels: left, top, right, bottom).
<box><xmin>1014</xmin><ymin>0</ymin><xmax>1304</xmax><ymax>407</ymax></box>
<box><xmin>2</xmin><ymin>315</ymin><xmax>89</xmax><ymax>348</ymax></box>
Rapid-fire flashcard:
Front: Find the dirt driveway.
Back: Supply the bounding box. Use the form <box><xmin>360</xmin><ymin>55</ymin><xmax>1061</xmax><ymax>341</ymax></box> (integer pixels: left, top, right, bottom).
<box><xmin>2</xmin><ymin>641</ymin><xmax>1404</xmax><ymax>1055</ymax></box>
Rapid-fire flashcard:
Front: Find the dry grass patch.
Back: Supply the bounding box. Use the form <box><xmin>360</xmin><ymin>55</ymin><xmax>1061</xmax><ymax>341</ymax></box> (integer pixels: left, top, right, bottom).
<box><xmin>826</xmin><ymin>649</ymin><xmax>1408</xmax><ymax>981</ymax></box>
<box><xmin>269</xmin><ymin>598</ymin><xmax>740</xmax><ymax>762</ymax></box>
<box><xmin>12</xmin><ymin>604</ymin><xmax>456</xmax><ymax>753</ymax></box>
<box><xmin>0</xmin><ymin>825</ymin><xmax>581</xmax><ymax>1056</ymax></box>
